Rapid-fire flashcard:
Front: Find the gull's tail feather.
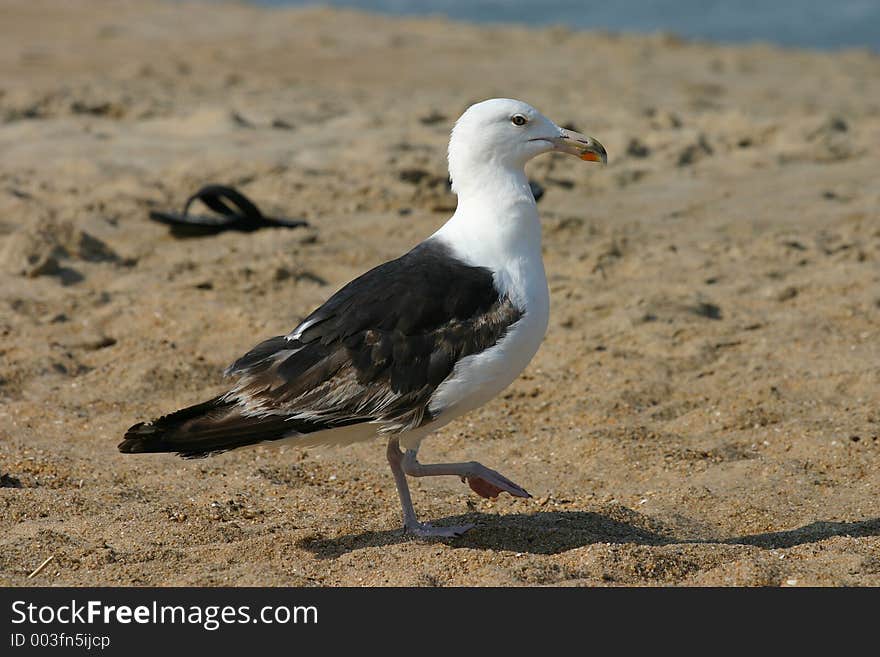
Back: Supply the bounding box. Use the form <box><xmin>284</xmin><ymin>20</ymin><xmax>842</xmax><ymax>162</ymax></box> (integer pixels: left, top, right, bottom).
<box><xmin>118</xmin><ymin>397</ymin><xmax>300</xmax><ymax>458</ymax></box>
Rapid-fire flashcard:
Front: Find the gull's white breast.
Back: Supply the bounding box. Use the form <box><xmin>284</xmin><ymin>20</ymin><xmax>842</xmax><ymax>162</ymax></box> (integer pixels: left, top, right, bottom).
<box><xmin>425</xmin><ymin>224</ymin><xmax>550</xmax><ymax>428</ymax></box>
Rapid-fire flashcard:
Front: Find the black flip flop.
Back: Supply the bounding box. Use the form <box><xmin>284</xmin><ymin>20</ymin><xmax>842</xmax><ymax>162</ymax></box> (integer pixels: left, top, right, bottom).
<box><xmin>149</xmin><ymin>184</ymin><xmax>309</xmax><ymax>237</ymax></box>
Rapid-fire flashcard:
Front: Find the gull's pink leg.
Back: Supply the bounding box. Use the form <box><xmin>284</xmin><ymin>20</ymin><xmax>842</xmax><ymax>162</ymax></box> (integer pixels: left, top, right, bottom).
<box><xmin>386</xmin><ymin>438</ymin><xmax>474</xmax><ymax>538</ymax></box>
<box><xmin>401</xmin><ymin>449</ymin><xmax>531</xmax><ymax>499</ymax></box>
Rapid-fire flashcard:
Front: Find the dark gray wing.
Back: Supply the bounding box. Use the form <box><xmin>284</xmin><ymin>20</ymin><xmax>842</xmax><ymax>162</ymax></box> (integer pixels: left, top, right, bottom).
<box><xmin>223</xmin><ymin>239</ymin><xmax>523</xmax><ymax>433</ymax></box>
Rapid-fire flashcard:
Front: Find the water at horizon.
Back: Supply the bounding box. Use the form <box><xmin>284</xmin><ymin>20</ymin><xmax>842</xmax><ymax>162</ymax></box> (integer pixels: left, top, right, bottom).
<box><xmin>254</xmin><ymin>0</ymin><xmax>880</xmax><ymax>51</ymax></box>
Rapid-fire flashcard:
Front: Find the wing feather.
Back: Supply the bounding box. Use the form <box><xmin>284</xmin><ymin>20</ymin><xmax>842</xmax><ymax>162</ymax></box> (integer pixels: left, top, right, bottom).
<box><xmin>224</xmin><ymin>239</ymin><xmax>523</xmax><ymax>433</ymax></box>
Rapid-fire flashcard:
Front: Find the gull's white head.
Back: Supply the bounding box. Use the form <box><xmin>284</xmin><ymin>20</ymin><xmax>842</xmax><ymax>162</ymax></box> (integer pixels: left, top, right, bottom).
<box><xmin>447</xmin><ymin>98</ymin><xmax>606</xmax><ymax>194</ymax></box>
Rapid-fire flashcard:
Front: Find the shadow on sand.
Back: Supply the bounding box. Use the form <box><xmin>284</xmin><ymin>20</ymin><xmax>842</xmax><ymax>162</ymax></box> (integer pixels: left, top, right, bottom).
<box><xmin>297</xmin><ymin>511</ymin><xmax>880</xmax><ymax>559</ymax></box>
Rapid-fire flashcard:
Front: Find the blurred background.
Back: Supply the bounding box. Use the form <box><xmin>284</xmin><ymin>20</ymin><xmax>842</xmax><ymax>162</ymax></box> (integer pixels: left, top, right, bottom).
<box><xmin>262</xmin><ymin>0</ymin><xmax>880</xmax><ymax>50</ymax></box>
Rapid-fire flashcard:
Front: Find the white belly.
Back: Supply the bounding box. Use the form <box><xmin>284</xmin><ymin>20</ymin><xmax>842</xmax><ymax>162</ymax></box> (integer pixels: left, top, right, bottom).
<box><xmin>428</xmin><ymin>309</ymin><xmax>546</xmax><ymax>418</ymax></box>
<box><xmin>425</xmin><ymin>262</ymin><xmax>550</xmax><ymax>433</ymax></box>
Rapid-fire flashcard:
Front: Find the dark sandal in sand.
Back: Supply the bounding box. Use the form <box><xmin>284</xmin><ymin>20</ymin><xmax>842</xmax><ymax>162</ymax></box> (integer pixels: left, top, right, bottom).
<box><xmin>149</xmin><ymin>184</ymin><xmax>309</xmax><ymax>237</ymax></box>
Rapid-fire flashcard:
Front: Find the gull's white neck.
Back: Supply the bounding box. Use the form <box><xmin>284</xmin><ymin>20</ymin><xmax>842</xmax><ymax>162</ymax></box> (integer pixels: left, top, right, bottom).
<box><xmin>435</xmin><ymin>165</ymin><xmax>540</xmax><ymax>265</ymax></box>
<box><xmin>432</xmin><ymin>163</ymin><xmax>548</xmax><ymax>312</ymax></box>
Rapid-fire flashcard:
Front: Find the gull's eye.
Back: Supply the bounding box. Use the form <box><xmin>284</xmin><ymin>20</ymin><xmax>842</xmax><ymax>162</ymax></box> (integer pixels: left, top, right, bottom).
<box><xmin>511</xmin><ymin>114</ymin><xmax>528</xmax><ymax>126</ymax></box>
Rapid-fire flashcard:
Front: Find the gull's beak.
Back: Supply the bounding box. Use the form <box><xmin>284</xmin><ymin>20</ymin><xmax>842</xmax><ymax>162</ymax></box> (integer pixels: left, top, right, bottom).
<box><xmin>553</xmin><ymin>128</ymin><xmax>607</xmax><ymax>164</ymax></box>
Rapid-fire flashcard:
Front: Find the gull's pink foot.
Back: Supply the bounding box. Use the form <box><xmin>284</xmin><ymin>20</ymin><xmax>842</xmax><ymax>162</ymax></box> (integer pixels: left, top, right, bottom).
<box><xmin>464</xmin><ymin>466</ymin><xmax>531</xmax><ymax>499</ymax></box>
<box><xmin>467</xmin><ymin>476</ymin><xmax>505</xmax><ymax>498</ymax></box>
<box><xmin>404</xmin><ymin>521</ymin><xmax>475</xmax><ymax>538</ymax></box>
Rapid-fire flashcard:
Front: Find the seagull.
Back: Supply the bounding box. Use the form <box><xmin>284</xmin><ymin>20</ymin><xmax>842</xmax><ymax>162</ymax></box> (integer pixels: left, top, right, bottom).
<box><xmin>119</xmin><ymin>98</ymin><xmax>606</xmax><ymax>537</ymax></box>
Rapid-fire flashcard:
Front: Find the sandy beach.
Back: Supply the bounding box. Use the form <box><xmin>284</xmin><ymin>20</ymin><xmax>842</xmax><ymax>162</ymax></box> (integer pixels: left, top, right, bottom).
<box><xmin>1</xmin><ymin>0</ymin><xmax>879</xmax><ymax>586</ymax></box>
